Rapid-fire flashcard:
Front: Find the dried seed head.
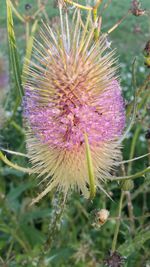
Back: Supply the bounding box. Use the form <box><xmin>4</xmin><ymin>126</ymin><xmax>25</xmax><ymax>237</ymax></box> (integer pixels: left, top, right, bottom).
<box><xmin>104</xmin><ymin>251</ymin><xmax>126</xmax><ymax>267</ymax></box>
<box><xmin>23</xmin><ymin>9</ymin><xmax>125</xmax><ymax>203</ymax></box>
<box><xmin>131</xmin><ymin>0</ymin><xmax>146</xmax><ymax>16</ymax></box>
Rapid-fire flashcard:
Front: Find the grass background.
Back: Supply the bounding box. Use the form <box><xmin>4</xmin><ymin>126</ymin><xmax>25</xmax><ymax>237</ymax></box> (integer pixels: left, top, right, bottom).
<box><xmin>0</xmin><ymin>0</ymin><xmax>150</xmax><ymax>266</ymax></box>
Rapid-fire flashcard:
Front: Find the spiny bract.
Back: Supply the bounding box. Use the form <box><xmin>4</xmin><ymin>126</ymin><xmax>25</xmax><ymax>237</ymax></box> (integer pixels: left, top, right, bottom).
<box><xmin>23</xmin><ymin>9</ymin><xmax>125</xmax><ymax>204</ymax></box>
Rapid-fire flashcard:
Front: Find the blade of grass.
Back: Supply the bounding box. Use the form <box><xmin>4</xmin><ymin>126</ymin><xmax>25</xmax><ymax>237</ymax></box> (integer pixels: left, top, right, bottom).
<box><xmin>6</xmin><ymin>0</ymin><xmax>23</xmax><ymax>99</ymax></box>
<box><xmin>22</xmin><ymin>19</ymin><xmax>38</xmax><ymax>86</ymax></box>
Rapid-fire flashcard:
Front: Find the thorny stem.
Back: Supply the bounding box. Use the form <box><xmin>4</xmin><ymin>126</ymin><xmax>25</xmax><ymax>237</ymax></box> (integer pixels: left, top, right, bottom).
<box><xmin>125</xmin><ymin>191</ymin><xmax>135</xmax><ymax>233</ymax></box>
<box><xmin>38</xmin><ymin>195</ymin><xmax>66</xmax><ymax>266</ymax></box>
<box><xmin>121</xmin><ymin>163</ymin><xmax>135</xmax><ymax>233</ymax></box>
<box><xmin>123</xmin><ymin>178</ymin><xmax>150</xmax><ymax>208</ymax></box>
<box><xmin>127</xmin><ymin>125</ymin><xmax>141</xmax><ymax>175</ymax></box>
<box><xmin>111</xmin><ymin>191</ymin><xmax>124</xmax><ymax>252</ymax></box>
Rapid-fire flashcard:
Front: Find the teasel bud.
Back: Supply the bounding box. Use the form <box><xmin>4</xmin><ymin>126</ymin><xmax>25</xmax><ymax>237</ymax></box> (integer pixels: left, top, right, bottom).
<box><xmin>104</xmin><ymin>251</ymin><xmax>126</xmax><ymax>267</ymax></box>
<box><xmin>120</xmin><ymin>179</ymin><xmax>134</xmax><ymax>191</ymax></box>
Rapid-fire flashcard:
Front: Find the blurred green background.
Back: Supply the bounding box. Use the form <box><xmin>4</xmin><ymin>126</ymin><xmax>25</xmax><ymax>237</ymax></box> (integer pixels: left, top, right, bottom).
<box><xmin>0</xmin><ymin>0</ymin><xmax>150</xmax><ymax>266</ymax></box>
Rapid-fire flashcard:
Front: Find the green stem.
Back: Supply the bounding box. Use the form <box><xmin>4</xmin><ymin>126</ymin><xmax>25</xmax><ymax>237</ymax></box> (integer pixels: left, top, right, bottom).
<box><xmin>127</xmin><ymin>125</ymin><xmax>141</xmax><ymax>175</ymax></box>
<box><xmin>109</xmin><ymin>166</ymin><xmax>150</xmax><ymax>182</ymax></box>
<box><xmin>119</xmin><ymin>59</ymin><xmax>137</xmax><ymax>143</ymax></box>
<box><xmin>111</xmin><ymin>191</ymin><xmax>124</xmax><ymax>252</ymax></box>
<box><xmin>10</xmin><ymin>0</ymin><xmax>25</xmax><ymax>23</ymax></box>
<box><xmin>107</xmin><ymin>10</ymin><xmax>130</xmax><ymax>34</ymax></box>
<box><xmin>126</xmin><ymin>74</ymin><xmax>150</xmax><ymax>116</ymax></box>
<box><xmin>10</xmin><ymin>120</ymin><xmax>25</xmax><ymax>135</ymax></box>
<box><xmin>38</xmin><ymin>195</ymin><xmax>66</xmax><ymax>266</ymax></box>
<box><xmin>25</xmin><ymin>21</ymin><xmax>30</xmax><ymax>47</ymax></box>
<box><xmin>93</xmin><ymin>0</ymin><xmax>102</xmax><ymax>41</ymax></box>
<box><xmin>122</xmin><ymin>178</ymin><xmax>150</xmax><ymax>208</ymax></box>
<box><xmin>22</xmin><ymin>19</ymin><xmax>38</xmax><ymax>85</ymax></box>
<box><xmin>64</xmin><ymin>0</ymin><xmax>93</xmax><ymax>10</ymax></box>
<box><xmin>125</xmin><ymin>191</ymin><xmax>135</xmax><ymax>233</ymax></box>
<box><xmin>93</xmin><ymin>7</ymin><xmax>99</xmax><ymax>41</ymax></box>
<box><xmin>0</xmin><ymin>151</ymin><xmax>32</xmax><ymax>173</ymax></box>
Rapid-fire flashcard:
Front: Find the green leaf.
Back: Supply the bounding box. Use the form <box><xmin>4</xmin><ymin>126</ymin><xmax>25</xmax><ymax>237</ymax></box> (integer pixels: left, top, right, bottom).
<box><xmin>7</xmin><ymin>182</ymin><xmax>35</xmax><ymax>202</ymax></box>
<box><xmin>6</xmin><ymin>0</ymin><xmax>23</xmax><ymax>99</ymax></box>
<box><xmin>20</xmin><ymin>224</ymin><xmax>45</xmax><ymax>247</ymax></box>
<box><xmin>20</xmin><ymin>208</ymin><xmax>52</xmax><ymax>223</ymax></box>
<box><xmin>118</xmin><ymin>228</ymin><xmax>150</xmax><ymax>256</ymax></box>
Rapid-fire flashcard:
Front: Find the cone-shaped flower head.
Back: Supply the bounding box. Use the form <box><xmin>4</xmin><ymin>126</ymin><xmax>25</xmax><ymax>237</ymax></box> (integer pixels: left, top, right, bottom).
<box><xmin>23</xmin><ymin>9</ymin><xmax>125</xmax><ymax>203</ymax></box>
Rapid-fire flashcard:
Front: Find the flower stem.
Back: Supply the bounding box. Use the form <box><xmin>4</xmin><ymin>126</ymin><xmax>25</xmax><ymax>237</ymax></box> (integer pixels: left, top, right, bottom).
<box><xmin>111</xmin><ymin>191</ymin><xmax>124</xmax><ymax>252</ymax></box>
<box><xmin>107</xmin><ymin>10</ymin><xmax>130</xmax><ymax>34</ymax></box>
<box><xmin>93</xmin><ymin>0</ymin><xmax>102</xmax><ymax>41</ymax></box>
<box><xmin>109</xmin><ymin>166</ymin><xmax>150</xmax><ymax>182</ymax></box>
<box><xmin>127</xmin><ymin>125</ymin><xmax>141</xmax><ymax>175</ymax></box>
<box><xmin>25</xmin><ymin>21</ymin><xmax>30</xmax><ymax>47</ymax></box>
<box><xmin>0</xmin><ymin>151</ymin><xmax>32</xmax><ymax>173</ymax></box>
<box><xmin>125</xmin><ymin>191</ymin><xmax>135</xmax><ymax>234</ymax></box>
<box><xmin>38</xmin><ymin>194</ymin><xmax>66</xmax><ymax>266</ymax></box>
<box><xmin>10</xmin><ymin>1</ymin><xmax>25</xmax><ymax>23</ymax></box>
<box><xmin>64</xmin><ymin>0</ymin><xmax>93</xmax><ymax>10</ymax></box>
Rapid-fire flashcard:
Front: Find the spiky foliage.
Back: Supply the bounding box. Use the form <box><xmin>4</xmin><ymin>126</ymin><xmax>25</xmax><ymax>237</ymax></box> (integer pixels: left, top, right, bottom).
<box><xmin>23</xmin><ymin>9</ymin><xmax>125</xmax><ymax>203</ymax></box>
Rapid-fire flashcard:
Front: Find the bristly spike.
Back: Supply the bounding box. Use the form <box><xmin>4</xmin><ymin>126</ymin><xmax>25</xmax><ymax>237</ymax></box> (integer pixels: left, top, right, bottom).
<box><xmin>23</xmin><ymin>9</ymin><xmax>125</xmax><ymax>203</ymax></box>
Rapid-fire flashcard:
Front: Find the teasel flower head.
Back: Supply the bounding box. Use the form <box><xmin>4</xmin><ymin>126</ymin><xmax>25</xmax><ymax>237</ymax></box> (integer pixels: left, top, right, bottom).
<box><xmin>23</xmin><ymin>8</ymin><xmax>125</xmax><ymax>204</ymax></box>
